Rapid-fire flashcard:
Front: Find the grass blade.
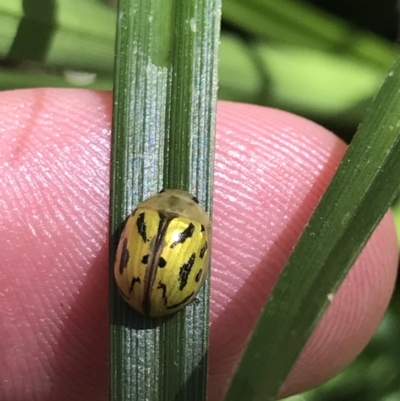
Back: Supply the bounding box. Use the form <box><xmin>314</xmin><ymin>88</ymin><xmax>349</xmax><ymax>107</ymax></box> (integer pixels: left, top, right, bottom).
<box><xmin>110</xmin><ymin>0</ymin><xmax>220</xmax><ymax>401</ymax></box>
<box><xmin>224</xmin><ymin>54</ymin><xmax>400</xmax><ymax>400</ymax></box>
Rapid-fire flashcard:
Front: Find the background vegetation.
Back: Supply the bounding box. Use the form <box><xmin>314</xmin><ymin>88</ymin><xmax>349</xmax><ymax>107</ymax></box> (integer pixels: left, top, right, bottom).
<box><xmin>1</xmin><ymin>0</ymin><xmax>399</xmax><ymax>400</ymax></box>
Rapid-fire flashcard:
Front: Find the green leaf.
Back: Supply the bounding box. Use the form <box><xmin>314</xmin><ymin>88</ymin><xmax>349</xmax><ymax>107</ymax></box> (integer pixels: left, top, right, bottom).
<box><xmin>109</xmin><ymin>0</ymin><xmax>220</xmax><ymax>401</ymax></box>
<box><xmin>224</xmin><ymin>54</ymin><xmax>400</xmax><ymax>401</ymax></box>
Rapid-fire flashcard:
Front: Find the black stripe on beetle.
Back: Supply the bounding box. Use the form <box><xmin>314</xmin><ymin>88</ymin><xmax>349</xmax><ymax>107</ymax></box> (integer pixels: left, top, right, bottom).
<box><xmin>136</xmin><ymin>212</ymin><xmax>147</xmax><ymax>242</ymax></box>
<box><xmin>157</xmin><ymin>211</ymin><xmax>165</xmax><ymax>233</ymax></box>
<box><xmin>119</xmin><ymin>238</ymin><xmax>130</xmax><ymax>274</ymax></box>
<box><xmin>178</xmin><ymin>253</ymin><xmax>196</xmax><ymax>290</ymax></box>
<box><xmin>157</xmin><ymin>281</ymin><xmax>167</xmax><ymax>305</ymax></box>
<box><xmin>170</xmin><ymin>222</ymin><xmax>195</xmax><ymax>248</ymax></box>
<box><xmin>166</xmin><ymin>292</ymin><xmax>195</xmax><ymax>310</ymax></box>
<box><xmin>129</xmin><ymin>277</ymin><xmax>141</xmax><ymax>293</ymax></box>
<box><xmin>192</xmin><ymin>196</ymin><xmax>199</xmax><ymax>204</ymax></box>
<box><xmin>199</xmin><ymin>241</ymin><xmax>208</xmax><ymax>259</ymax></box>
<box><xmin>195</xmin><ymin>269</ymin><xmax>203</xmax><ymax>283</ymax></box>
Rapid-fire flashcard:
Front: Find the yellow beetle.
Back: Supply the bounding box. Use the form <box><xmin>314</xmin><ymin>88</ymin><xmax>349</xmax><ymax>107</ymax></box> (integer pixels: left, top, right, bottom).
<box><xmin>114</xmin><ymin>189</ymin><xmax>210</xmax><ymax>317</ymax></box>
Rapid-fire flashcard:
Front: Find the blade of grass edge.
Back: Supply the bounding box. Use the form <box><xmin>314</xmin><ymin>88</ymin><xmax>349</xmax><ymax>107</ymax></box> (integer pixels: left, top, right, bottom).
<box><xmin>223</xmin><ymin>53</ymin><xmax>400</xmax><ymax>400</ymax></box>
<box><xmin>110</xmin><ymin>0</ymin><xmax>220</xmax><ymax>401</ymax></box>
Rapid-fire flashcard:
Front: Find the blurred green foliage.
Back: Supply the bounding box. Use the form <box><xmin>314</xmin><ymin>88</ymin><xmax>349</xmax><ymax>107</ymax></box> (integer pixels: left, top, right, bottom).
<box><xmin>0</xmin><ymin>0</ymin><xmax>396</xmax><ymax>136</ymax></box>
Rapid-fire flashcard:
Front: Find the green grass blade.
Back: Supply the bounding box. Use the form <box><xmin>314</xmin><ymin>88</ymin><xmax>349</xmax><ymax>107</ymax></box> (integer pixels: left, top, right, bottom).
<box><xmin>224</xmin><ymin>53</ymin><xmax>400</xmax><ymax>401</ymax></box>
<box><xmin>110</xmin><ymin>0</ymin><xmax>219</xmax><ymax>401</ymax></box>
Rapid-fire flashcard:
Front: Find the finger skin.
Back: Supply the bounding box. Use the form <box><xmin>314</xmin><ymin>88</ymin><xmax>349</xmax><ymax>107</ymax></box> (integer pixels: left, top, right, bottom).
<box><xmin>0</xmin><ymin>89</ymin><xmax>397</xmax><ymax>401</ymax></box>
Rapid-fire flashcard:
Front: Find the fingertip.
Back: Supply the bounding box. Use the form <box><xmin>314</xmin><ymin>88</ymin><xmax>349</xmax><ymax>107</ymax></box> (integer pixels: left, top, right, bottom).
<box><xmin>1</xmin><ymin>92</ymin><xmax>397</xmax><ymax>401</ymax></box>
<box><xmin>0</xmin><ymin>89</ymin><xmax>112</xmax><ymax>401</ymax></box>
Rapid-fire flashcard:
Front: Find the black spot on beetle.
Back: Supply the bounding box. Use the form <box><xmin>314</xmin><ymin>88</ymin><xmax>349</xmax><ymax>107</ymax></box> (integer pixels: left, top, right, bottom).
<box><xmin>129</xmin><ymin>277</ymin><xmax>141</xmax><ymax>293</ymax></box>
<box><xmin>170</xmin><ymin>222</ymin><xmax>195</xmax><ymax>248</ymax></box>
<box><xmin>136</xmin><ymin>212</ymin><xmax>147</xmax><ymax>242</ymax></box>
<box><xmin>119</xmin><ymin>238</ymin><xmax>130</xmax><ymax>274</ymax></box>
<box><xmin>166</xmin><ymin>292</ymin><xmax>195</xmax><ymax>310</ymax></box>
<box><xmin>199</xmin><ymin>241</ymin><xmax>208</xmax><ymax>259</ymax></box>
<box><xmin>200</xmin><ymin>225</ymin><xmax>205</xmax><ymax>232</ymax></box>
<box><xmin>158</xmin><ymin>257</ymin><xmax>167</xmax><ymax>268</ymax></box>
<box><xmin>141</xmin><ymin>254</ymin><xmax>149</xmax><ymax>264</ymax></box>
<box><xmin>157</xmin><ymin>282</ymin><xmax>167</xmax><ymax>305</ymax></box>
<box><xmin>192</xmin><ymin>196</ymin><xmax>199</xmax><ymax>204</ymax></box>
<box><xmin>195</xmin><ymin>269</ymin><xmax>202</xmax><ymax>283</ymax></box>
<box><xmin>158</xmin><ymin>188</ymin><xmax>166</xmax><ymax>194</ymax></box>
<box><xmin>179</xmin><ymin>253</ymin><xmax>196</xmax><ymax>290</ymax></box>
